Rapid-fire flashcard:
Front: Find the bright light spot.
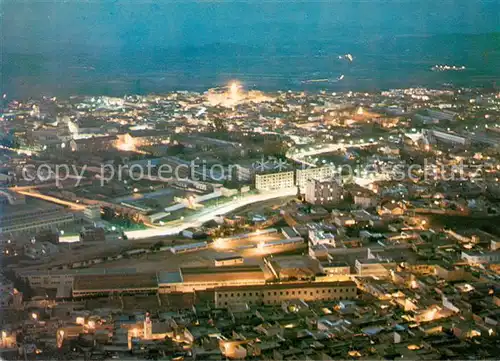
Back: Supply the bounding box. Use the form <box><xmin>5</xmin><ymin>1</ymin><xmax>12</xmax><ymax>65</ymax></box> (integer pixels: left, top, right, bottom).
<box><xmin>117</xmin><ymin>135</ymin><xmax>137</xmax><ymax>152</ymax></box>
<box><xmin>230</xmin><ymin>81</ymin><xmax>240</xmax><ymax>99</ymax></box>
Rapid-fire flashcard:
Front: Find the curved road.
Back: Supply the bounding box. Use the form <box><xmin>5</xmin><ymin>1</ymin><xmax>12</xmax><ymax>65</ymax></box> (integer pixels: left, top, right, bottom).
<box><xmin>58</xmin><ymin>187</ymin><xmax>297</xmax><ymax>242</ymax></box>
<box><xmin>124</xmin><ymin>187</ymin><xmax>296</xmax><ymax>239</ymax></box>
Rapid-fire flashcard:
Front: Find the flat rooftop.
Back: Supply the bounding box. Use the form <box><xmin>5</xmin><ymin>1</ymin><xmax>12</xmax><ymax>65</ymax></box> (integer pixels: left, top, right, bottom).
<box><xmin>157</xmin><ymin>270</ymin><xmax>183</xmax><ymax>285</ymax></box>
<box><xmin>73</xmin><ymin>273</ymin><xmax>158</xmax><ymax>292</ymax></box>
<box><xmin>0</xmin><ymin>197</ymin><xmax>63</xmax><ymax>216</ymax></box>
<box><xmin>215</xmin><ymin>280</ymin><xmax>357</xmax><ymax>292</ymax></box>
<box><xmin>321</xmin><ymin>261</ymin><xmax>350</xmax><ymax>268</ymax></box>
<box><xmin>180</xmin><ymin>265</ymin><xmax>266</xmax><ymax>283</ymax></box>
<box><xmin>214</xmin><ymin>256</ymin><xmax>244</xmax><ymax>261</ymax></box>
<box><xmin>18</xmin><ymin>268</ymin><xmax>137</xmax><ymax>277</ymax></box>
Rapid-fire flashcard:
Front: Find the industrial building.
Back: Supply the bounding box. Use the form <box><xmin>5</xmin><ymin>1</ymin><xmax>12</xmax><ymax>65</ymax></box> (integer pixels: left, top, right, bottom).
<box><xmin>0</xmin><ymin>198</ymin><xmax>74</xmax><ymax>236</ymax></box>
<box><xmin>72</xmin><ymin>273</ymin><xmax>158</xmax><ymax>298</ymax></box>
<box><xmin>214</xmin><ymin>281</ymin><xmax>358</xmax><ymax>308</ymax></box>
<box><xmin>158</xmin><ymin>265</ymin><xmax>267</xmax><ymax>293</ymax></box>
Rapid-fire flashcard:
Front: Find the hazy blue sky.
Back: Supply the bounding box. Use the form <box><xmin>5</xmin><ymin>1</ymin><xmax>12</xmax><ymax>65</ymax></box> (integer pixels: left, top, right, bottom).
<box><xmin>3</xmin><ymin>0</ymin><xmax>499</xmax><ymax>54</ymax></box>
<box><xmin>1</xmin><ymin>0</ymin><xmax>499</xmax><ymax>97</ymax></box>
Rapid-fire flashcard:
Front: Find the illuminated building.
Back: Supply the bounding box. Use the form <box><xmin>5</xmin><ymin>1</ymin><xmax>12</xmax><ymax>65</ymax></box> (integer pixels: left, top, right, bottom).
<box><xmin>305</xmin><ymin>178</ymin><xmax>343</xmax><ymax>205</ymax></box>
<box><xmin>120</xmin><ymin>130</ymin><xmax>171</xmax><ymax>149</ymax></box>
<box><xmin>214</xmin><ymin>256</ymin><xmax>244</xmax><ymax>267</ymax></box>
<box><xmin>214</xmin><ymin>281</ymin><xmax>357</xmax><ymax>308</ymax></box>
<box><xmin>308</xmin><ymin>229</ymin><xmax>336</xmax><ymax>246</ymax></box>
<box><xmin>295</xmin><ymin>166</ymin><xmax>336</xmax><ymax>189</ymax></box>
<box><xmin>158</xmin><ymin>265</ymin><xmax>266</xmax><ymax>293</ymax></box>
<box><xmin>255</xmin><ymin>171</ymin><xmax>294</xmax><ymax>191</ymax></box>
<box><xmin>355</xmin><ymin>259</ymin><xmax>397</xmax><ymax>278</ymax></box>
<box><xmin>69</xmin><ymin>135</ymin><xmax>118</xmax><ymax>152</ymax></box>
<box><xmin>320</xmin><ymin>262</ymin><xmax>351</xmax><ymax>277</ymax></box>
<box><xmin>56</xmin><ymin>326</ymin><xmax>84</xmax><ymax>348</ymax></box>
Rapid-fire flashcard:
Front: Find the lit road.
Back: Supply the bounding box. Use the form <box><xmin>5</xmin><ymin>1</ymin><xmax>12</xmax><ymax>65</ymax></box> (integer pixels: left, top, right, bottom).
<box><xmin>13</xmin><ymin>189</ymin><xmax>86</xmax><ymax>210</ymax></box>
<box><xmin>124</xmin><ymin>187</ymin><xmax>297</xmax><ymax>240</ymax></box>
<box><xmin>0</xmin><ymin>145</ymin><xmax>36</xmax><ymax>156</ymax></box>
<box><xmin>13</xmin><ymin>186</ymin><xmax>296</xmax><ymax>241</ymax></box>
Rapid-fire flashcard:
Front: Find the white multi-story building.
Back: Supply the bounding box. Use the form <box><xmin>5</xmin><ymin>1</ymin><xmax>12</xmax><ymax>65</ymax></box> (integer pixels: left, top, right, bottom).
<box><xmin>255</xmin><ymin>171</ymin><xmax>294</xmax><ymax>191</ymax></box>
<box><xmin>308</xmin><ymin>229</ymin><xmax>336</xmax><ymax>246</ymax></box>
<box><xmin>355</xmin><ymin>259</ymin><xmax>396</xmax><ymax>278</ymax></box>
<box><xmin>295</xmin><ymin>166</ymin><xmax>336</xmax><ymax>189</ymax></box>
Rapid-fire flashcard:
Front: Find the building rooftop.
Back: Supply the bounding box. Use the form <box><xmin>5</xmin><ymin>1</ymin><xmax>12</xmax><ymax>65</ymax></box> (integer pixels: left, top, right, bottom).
<box><xmin>73</xmin><ymin>273</ymin><xmax>158</xmax><ymax>292</ymax></box>
<box><xmin>180</xmin><ymin>265</ymin><xmax>266</xmax><ymax>283</ymax></box>
<box><xmin>215</xmin><ymin>280</ymin><xmax>357</xmax><ymax>292</ymax></box>
<box><xmin>157</xmin><ymin>270</ymin><xmax>184</xmax><ymax>285</ymax></box>
<box><xmin>17</xmin><ymin>267</ymin><xmax>138</xmax><ymax>277</ymax></box>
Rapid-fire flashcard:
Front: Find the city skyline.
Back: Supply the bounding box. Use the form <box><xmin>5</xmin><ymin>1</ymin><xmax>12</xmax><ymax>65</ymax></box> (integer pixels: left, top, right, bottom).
<box><xmin>1</xmin><ymin>1</ymin><xmax>500</xmax><ymax>360</ymax></box>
